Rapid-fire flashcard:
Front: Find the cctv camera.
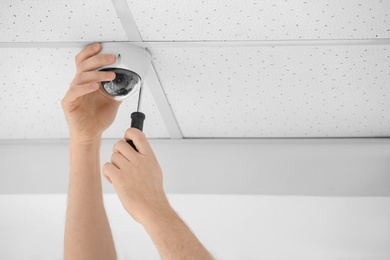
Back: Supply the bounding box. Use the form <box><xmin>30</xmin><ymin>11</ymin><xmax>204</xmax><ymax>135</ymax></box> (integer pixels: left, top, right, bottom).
<box><xmin>96</xmin><ymin>42</ymin><xmax>151</xmax><ymax>101</ymax></box>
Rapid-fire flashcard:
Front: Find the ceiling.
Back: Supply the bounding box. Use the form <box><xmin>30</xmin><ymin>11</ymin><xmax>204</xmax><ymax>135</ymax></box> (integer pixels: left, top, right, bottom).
<box><xmin>1</xmin><ymin>2</ymin><xmax>390</xmax><ymax>259</ymax></box>
<box><xmin>0</xmin><ymin>0</ymin><xmax>389</xmax><ymax>140</ymax></box>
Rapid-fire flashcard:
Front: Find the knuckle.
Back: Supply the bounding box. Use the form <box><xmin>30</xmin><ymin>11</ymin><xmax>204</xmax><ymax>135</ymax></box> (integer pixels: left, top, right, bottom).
<box><xmin>120</xmin><ymin>139</ymin><xmax>129</xmax><ymax>147</ymax></box>
<box><xmin>113</xmin><ymin>140</ymin><xmax>123</xmax><ymax>152</ymax></box>
<box><xmin>74</xmin><ymin>54</ymin><xmax>82</xmax><ymax>66</ymax></box>
<box><xmin>76</xmin><ymin>72</ymin><xmax>86</xmax><ymax>82</ymax></box>
<box><xmin>119</xmin><ymin>139</ymin><xmax>127</xmax><ymax>145</ymax></box>
<box><xmin>61</xmin><ymin>97</ymin><xmax>67</xmax><ymax>108</ymax></box>
<box><xmin>71</xmin><ymin>73</ymin><xmax>80</xmax><ymax>83</ymax></box>
<box><xmin>135</xmin><ymin>129</ymin><xmax>145</xmax><ymax>139</ymax></box>
<box><xmin>124</xmin><ymin>129</ymin><xmax>132</xmax><ymax>140</ymax></box>
<box><xmin>74</xmin><ymin>54</ymin><xmax>80</xmax><ymax>63</ymax></box>
<box><xmin>77</xmin><ymin>64</ymin><xmax>84</xmax><ymax>72</ymax></box>
<box><xmin>69</xmin><ymin>78</ymin><xmax>75</xmax><ymax>86</ymax></box>
<box><xmin>125</xmin><ymin>128</ymin><xmax>144</xmax><ymax>139</ymax></box>
<box><xmin>111</xmin><ymin>152</ymin><xmax>119</xmax><ymax>161</ymax></box>
<box><xmin>102</xmin><ymin>162</ymin><xmax>110</xmax><ymax>173</ymax></box>
<box><xmin>67</xmin><ymin>86</ymin><xmax>76</xmax><ymax>95</ymax></box>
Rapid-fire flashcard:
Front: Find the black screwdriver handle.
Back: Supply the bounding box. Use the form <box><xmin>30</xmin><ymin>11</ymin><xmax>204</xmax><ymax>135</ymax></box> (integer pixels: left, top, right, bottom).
<box><xmin>126</xmin><ymin>112</ymin><xmax>145</xmax><ymax>152</ymax></box>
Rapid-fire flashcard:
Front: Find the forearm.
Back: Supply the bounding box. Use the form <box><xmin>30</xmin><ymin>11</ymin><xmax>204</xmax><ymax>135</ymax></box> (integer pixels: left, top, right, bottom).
<box><xmin>64</xmin><ymin>137</ymin><xmax>116</xmax><ymax>260</ymax></box>
<box><xmin>143</xmin><ymin>204</ymin><xmax>213</xmax><ymax>260</ymax></box>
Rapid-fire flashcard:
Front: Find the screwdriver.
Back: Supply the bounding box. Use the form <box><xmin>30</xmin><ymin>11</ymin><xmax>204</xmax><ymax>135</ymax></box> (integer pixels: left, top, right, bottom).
<box><xmin>126</xmin><ymin>84</ymin><xmax>145</xmax><ymax>152</ymax></box>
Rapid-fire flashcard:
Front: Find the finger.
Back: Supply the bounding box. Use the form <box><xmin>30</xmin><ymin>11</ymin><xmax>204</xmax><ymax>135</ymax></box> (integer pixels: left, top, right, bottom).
<box><xmin>72</xmin><ymin>71</ymin><xmax>116</xmax><ymax>86</ymax></box>
<box><xmin>103</xmin><ymin>162</ymin><xmax>120</xmax><ymax>184</ymax></box>
<box><xmin>78</xmin><ymin>54</ymin><xmax>117</xmax><ymax>73</ymax></box>
<box><xmin>111</xmin><ymin>152</ymin><xmax>130</xmax><ymax>169</ymax></box>
<box><xmin>63</xmin><ymin>82</ymin><xmax>100</xmax><ymax>105</ymax></box>
<box><xmin>104</xmin><ymin>174</ymin><xmax>112</xmax><ymax>184</ymax></box>
<box><xmin>75</xmin><ymin>43</ymin><xmax>102</xmax><ymax>67</ymax></box>
<box><xmin>113</xmin><ymin>139</ymin><xmax>138</xmax><ymax>162</ymax></box>
<box><xmin>124</xmin><ymin>128</ymin><xmax>154</xmax><ymax>156</ymax></box>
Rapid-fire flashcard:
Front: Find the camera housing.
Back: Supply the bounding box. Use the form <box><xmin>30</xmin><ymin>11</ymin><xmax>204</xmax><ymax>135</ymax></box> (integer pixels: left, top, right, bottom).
<box><xmin>96</xmin><ymin>42</ymin><xmax>151</xmax><ymax>101</ymax></box>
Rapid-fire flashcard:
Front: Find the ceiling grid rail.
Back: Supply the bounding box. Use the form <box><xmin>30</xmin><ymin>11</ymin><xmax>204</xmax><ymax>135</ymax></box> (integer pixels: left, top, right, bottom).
<box><xmin>111</xmin><ymin>0</ymin><xmax>183</xmax><ymax>138</ymax></box>
<box><xmin>1</xmin><ymin>39</ymin><xmax>390</xmax><ymax>49</ymax></box>
<box><xmin>111</xmin><ymin>0</ymin><xmax>142</xmax><ymax>41</ymax></box>
<box><xmin>144</xmin><ymin>62</ymin><xmax>184</xmax><ymax>138</ymax></box>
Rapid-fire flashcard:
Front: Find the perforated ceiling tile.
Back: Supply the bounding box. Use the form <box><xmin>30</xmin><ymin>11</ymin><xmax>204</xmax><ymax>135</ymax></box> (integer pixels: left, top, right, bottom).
<box><xmin>0</xmin><ymin>0</ymin><xmax>127</xmax><ymax>42</ymax></box>
<box><xmin>150</xmin><ymin>45</ymin><xmax>390</xmax><ymax>138</ymax></box>
<box><xmin>102</xmin><ymin>81</ymin><xmax>170</xmax><ymax>139</ymax></box>
<box><xmin>127</xmin><ymin>0</ymin><xmax>390</xmax><ymax>41</ymax></box>
<box><xmin>0</xmin><ymin>48</ymin><xmax>169</xmax><ymax>139</ymax></box>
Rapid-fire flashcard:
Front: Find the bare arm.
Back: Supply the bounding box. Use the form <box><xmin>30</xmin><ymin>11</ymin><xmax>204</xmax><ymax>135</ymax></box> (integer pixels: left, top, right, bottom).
<box><xmin>103</xmin><ymin>128</ymin><xmax>213</xmax><ymax>260</ymax></box>
<box><xmin>64</xmin><ymin>138</ymin><xmax>116</xmax><ymax>260</ymax></box>
<box><xmin>143</xmin><ymin>203</ymin><xmax>213</xmax><ymax>260</ymax></box>
<box><xmin>62</xmin><ymin>43</ymin><xmax>121</xmax><ymax>260</ymax></box>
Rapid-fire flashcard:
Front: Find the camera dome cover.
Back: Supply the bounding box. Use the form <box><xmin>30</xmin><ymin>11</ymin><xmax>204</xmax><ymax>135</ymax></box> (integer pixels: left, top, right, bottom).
<box><xmin>99</xmin><ymin>68</ymin><xmax>141</xmax><ymax>100</ymax></box>
<box><xmin>96</xmin><ymin>43</ymin><xmax>151</xmax><ymax>100</ymax></box>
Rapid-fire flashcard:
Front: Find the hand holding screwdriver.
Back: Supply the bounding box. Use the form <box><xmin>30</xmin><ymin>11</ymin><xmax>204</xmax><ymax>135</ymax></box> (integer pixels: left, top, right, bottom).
<box><xmin>126</xmin><ymin>82</ymin><xmax>145</xmax><ymax>151</ymax></box>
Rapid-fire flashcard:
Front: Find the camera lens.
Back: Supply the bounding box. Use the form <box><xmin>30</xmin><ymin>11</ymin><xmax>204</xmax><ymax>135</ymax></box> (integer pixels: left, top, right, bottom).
<box><xmin>99</xmin><ymin>68</ymin><xmax>141</xmax><ymax>100</ymax></box>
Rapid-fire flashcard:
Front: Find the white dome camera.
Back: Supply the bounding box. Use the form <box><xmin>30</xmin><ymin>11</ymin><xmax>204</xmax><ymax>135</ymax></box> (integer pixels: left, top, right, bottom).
<box><xmin>96</xmin><ymin>42</ymin><xmax>151</xmax><ymax>101</ymax></box>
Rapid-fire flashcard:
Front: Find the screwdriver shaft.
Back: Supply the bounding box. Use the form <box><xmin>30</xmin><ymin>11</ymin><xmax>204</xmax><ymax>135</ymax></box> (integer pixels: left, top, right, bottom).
<box><xmin>137</xmin><ymin>83</ymin><xmax>143</xmax><ymax>112</ymax></box>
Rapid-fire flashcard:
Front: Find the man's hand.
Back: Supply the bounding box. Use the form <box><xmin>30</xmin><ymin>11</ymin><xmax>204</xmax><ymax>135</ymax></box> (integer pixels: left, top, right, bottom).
<box><xmin>61</xmin><ymin>43</ymin><xmax>121</xmax><ymax>144</ymax></box>
<box><xmin>103</xmin><ymin>128</ymin><xmax>214</xmax><ymax>259</ymax></box>
<box><xmin>103</xmin><ymin>128</ymin><xmax>170</xmax><ymax>225</ymax></box>
<box><xmin>63</xmin><ymin>43</ymin><xmax>118</xmax><ymax>260</ymax></box>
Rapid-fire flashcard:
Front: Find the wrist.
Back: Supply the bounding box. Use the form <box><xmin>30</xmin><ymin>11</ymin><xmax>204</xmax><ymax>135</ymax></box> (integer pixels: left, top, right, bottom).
<box><xmin>70</xmin><ymin>134</ymin><xmax>101</xmax><ymax>146</ymax></box>
<box><xmin>141</xmin><ymin>200</ymin><xmax>177</xmax><ymax>230</ymax></box>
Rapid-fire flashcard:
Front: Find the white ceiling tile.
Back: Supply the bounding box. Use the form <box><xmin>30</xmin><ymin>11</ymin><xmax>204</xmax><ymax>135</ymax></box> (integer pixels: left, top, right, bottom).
<box><xmin>150</xmin><ymin>45</ymin><xmax>390</xmax><ymax>138</ymax></box>
<box><xmin>0</xmin><ymin>0</ymin><xmax>127</xmax><ymax>42</ymax></box>
<box><xmin>127</xmin><ymin>0</ymin><xmax>390</xmax><ymax>41</ymax></box>
<box><xmin>102</xmin><ymin>81</ymin><xmax>170</xmax><ymax>139</ymax></box>
<box><xmin>0</xmin><ymin>48</ymin><xmax>169</xmax><ymax>139</ymax></box>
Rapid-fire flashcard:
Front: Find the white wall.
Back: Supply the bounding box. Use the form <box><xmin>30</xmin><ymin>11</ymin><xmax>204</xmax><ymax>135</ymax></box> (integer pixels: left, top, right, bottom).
<box><xmin>0</xmin><ymin>194</ymin><xmax>389</xmax><ymax>259</ymax></box>
<box><xmin>1</xmin><ymin>138</ymin><xmax>390</xmax><ymax>259</ymax></box>
<box><xmin>0</xmin><ymin>138</ymin><xmax>390</xmax><ymax>195</ymax></box>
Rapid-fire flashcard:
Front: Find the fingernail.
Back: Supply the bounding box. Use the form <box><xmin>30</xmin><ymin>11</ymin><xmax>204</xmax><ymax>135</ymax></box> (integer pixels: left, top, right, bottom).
<box><xmin>109</xmin><ymin>72</ymin><xmax>116</xmax><ymax>78</ymax></box>
<box><xmin>93</xmin><ymin>43</ymin><xmax>100</xmax><ymax>50</ymax></box>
